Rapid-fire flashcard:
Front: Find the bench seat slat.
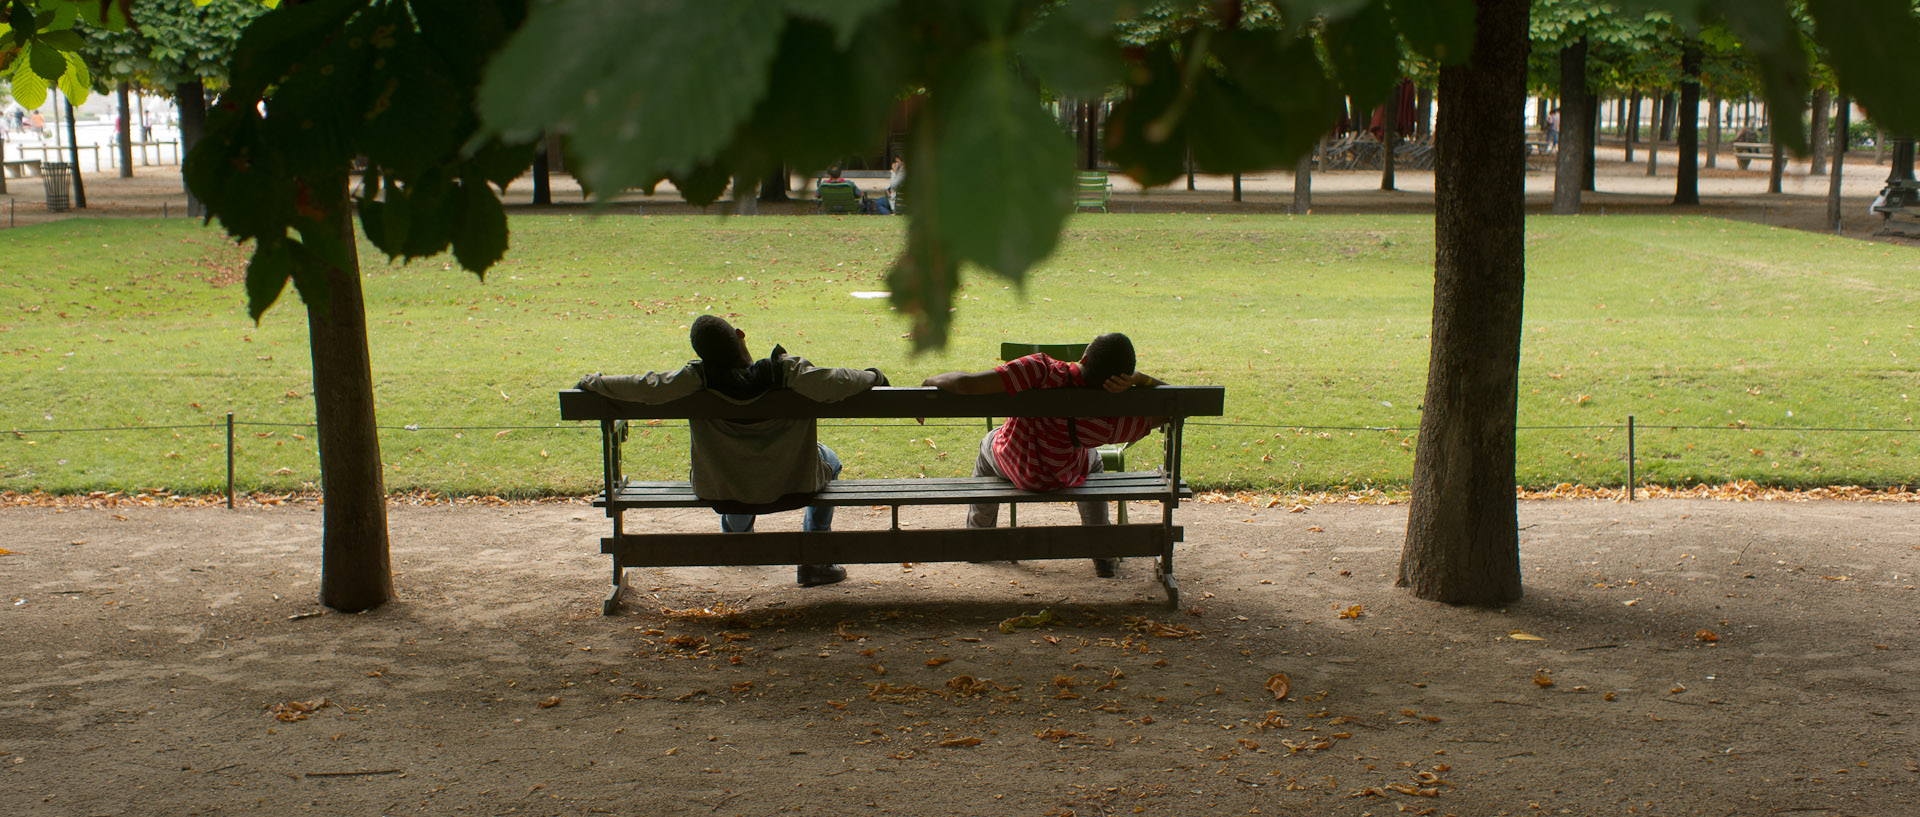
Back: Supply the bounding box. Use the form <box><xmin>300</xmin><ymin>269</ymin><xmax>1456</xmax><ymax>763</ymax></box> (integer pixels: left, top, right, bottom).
<box><xmin>598</xmin><ymin>472</ymin><xmax>1190</xmax><ymax>509</ymax></box>
<box><xmin>604</xmin><ymin>524</ymin><xmax>1178</xmax><ymax>567</ymax></box>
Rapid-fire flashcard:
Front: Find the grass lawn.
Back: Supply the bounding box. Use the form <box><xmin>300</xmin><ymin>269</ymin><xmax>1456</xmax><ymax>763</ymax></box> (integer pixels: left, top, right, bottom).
<box><xmin>1</xmin><ymin>213</ymin><xmax>1915</xmax><ymax>496</ymax></box>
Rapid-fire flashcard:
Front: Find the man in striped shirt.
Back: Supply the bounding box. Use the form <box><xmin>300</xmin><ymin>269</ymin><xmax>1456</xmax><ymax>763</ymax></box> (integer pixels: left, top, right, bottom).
<box><xmin>921</xmin><ymin>333</ymin><xmax>1167</xmax><ymax>577</ymax></box>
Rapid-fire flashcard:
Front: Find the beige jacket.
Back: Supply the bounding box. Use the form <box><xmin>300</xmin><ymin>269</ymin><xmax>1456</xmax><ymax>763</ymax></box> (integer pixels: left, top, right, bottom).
<box><xmin>578</xmin><ymin>356</ymin><xmax>882</xmax><ymax>505</ymax></box>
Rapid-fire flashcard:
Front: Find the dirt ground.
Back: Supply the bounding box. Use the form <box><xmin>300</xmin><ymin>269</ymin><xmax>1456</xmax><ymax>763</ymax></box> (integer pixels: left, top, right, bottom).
<box><xmin>0</xmin><ymin>495</ymin><xmax>1915</xmax><ymax>817</ymax></box>
<box><xmin>4</xmin><ymin>151</ymin><xmax>1918</xmax><ymax>816</ymax></box>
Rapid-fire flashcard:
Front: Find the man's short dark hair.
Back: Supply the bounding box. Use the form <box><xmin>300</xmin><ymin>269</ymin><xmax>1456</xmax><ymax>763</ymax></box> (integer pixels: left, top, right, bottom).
<box><xmin>1080</xmin><ymin>332</ymin><xmax>1136</xmax><ymax>387</ymax></box>
<box><xmin>690</xmin><ymin>315</ymin><xmax>741</xmax><ymax>367</ymax></box>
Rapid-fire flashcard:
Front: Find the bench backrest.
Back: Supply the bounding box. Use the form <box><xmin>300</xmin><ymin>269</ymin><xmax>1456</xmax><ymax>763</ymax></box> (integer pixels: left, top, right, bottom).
<box><xmin>559</xmin><ymin>385</ymin><xmax>1224</xmax><ymax>421</ymax></box>
<box><xmin>817</xmin><ymin>181</ymin><xmax>863</xmax><ymax>213</ymax></box>
<box><xmin>1076</xmin><ymin>171</ymin><xmax>1112</xmax><ymax>212</ymax></box>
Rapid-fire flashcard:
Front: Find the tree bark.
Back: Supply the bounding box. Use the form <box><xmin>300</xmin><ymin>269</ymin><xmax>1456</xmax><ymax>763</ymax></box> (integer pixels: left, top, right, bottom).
<box><xmin>116</xmin><ymin>83</ymin><xmax>134</xmax><ymax>178</ymax></box>
<box><xmin>758</xmin><ymin>164</ymin><xmax>791</xmax><ymax>203</ymax></box>
<box><xmin>1232</xmin><ymin>172</ymin><xmax>1242</xmax><ymax>202</ymax></box>
<box><xmin>1809</xmin><ymin>89</ymin><xmax>1830</xmax><ymax>176</ymax></box>
<box><xmin>311</xmin><ymin>179</ymin><xmax>394</xmax><ymax>613</ymax></box>
<box><xmin>1659</xmin><ymin>91</ymin><xmax>1676</xmax><ymax>141</ymax></box>
<box><xmin>1675</xmin><ymin>44</ymin><xmax>1701</xmax><ymax>205</ymax></box>
<box><xmin>1381</xmin><ymin>82</ymin><xmax>1400</xmax><ymax>191</ymax></box>
<box><xmin>1551</xmin><ymin>37</ymin><xmax>1587</xmax><ymax>214</ymax></box>
<box><xmin>1583</xmin><ymin>92</ymin><xmax>1598</xmax><ymax>191</ymax></box>
<box><xmin>531</xmin><ymin>142</ymin><xmax>551</xmax><ymax>205</ymax></box>
<box><xmin>177</xmin><ymin>80</ymin><xmax>209</xmax><ymax>218</ymax></box>
<box><xmin>1415</xmin><ymin>85</ymin><xmax>1433</xmax><ymax>139</ymax></box>
<box><xmin>1827</xmin><ymin>95</ymin><xmax>1849</xmax><ymax>229</ymax></box>
<box><xmin>1398</xmin><ymin>0</ymin><xmax>1527</xmax><ymax>606</ymax></box>
<box><xmin>1705</xmin><ymin>93</ymin><xmax>1720</xmax><ymax>169</ymax></box>
<box><xmin>1624</xmin><ymin>91</ymin><xmax>1638</xmax><ymax>162</ymax></box>
<box><xmin>1082</xmin><ymin>101</ymin><xmax>1100</xmax><ymax>171</ymax></box>
<box><xmin>1292</xmin><ymin>141</ymin><xmax>1313</xmax><ymax>214</ymax></box>
<box><xmin>64</xmin><ymin>97</ymin><xmax>86</xmax><ymax>208</ymax></box>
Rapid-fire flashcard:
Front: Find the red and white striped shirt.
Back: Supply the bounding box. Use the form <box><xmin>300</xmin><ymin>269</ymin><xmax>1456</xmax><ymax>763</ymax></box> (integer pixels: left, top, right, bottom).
<box><xmin>991</xmin><ymin>354</ymin><xmax>1158</xmax><ymax>491</ymax></box>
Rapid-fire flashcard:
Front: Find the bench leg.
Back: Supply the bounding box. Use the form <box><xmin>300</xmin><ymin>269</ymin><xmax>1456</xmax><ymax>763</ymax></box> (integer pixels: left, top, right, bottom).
<box><xmin>1155</xmin><ymin>560</ymin><xmax>1179</xmax><ymax>609</ymax></box>
<box><xmin>603</xmin><ymin>565</ymin><xmax>627</xmax><ymax>615</ymax></box>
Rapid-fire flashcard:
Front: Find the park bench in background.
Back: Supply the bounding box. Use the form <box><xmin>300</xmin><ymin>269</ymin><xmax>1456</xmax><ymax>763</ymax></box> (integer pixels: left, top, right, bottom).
<box><xmin>0</xmin><ymin>158</ymin><xmax>41</xmax><ymax>195</ymax></box>
<box><xmin>559</xmin><ymin>385</ymin><xmax>1226</xmax><ymax>613</ymax></box>
<box><xmin>1732</xmin><ymin>141</ymin><xmax>1775</xmax><ymax>170</ymax></box>
<box><xmin>1076</xmin><ymin>170</ymin><xmax>1112</xmax><ymax>212</ymax></box>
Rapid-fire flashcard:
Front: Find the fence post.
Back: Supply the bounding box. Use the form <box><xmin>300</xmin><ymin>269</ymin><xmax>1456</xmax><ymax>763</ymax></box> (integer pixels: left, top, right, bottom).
<box><xmin>1626</xmin><ymin>415</ymin><xmax>1636</xmax><ymax>502</ymax></box>
<box><xmin>226</xmin><ymin>412</ymin><xmax>235</xmax><ymax>509</ymax></box>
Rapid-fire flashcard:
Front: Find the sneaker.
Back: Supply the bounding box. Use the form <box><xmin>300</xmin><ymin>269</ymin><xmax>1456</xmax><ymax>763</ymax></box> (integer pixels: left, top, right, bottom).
<box><xmin>1092</xmin><ymin>558</ymin><xmax>1118</xmax><ymax>578</ymax></box>
<box><xmin>797</xmin><ymin>564</ymin><xmax>847</xmax><ymax>587</ymax></box>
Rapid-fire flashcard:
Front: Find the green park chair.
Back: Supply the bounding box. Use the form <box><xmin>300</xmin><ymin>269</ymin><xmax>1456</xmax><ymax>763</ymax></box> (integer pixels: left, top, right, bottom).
<box><xmin>997</xmin><ymin>341</ymin><xmax>1134</xmax><ymax>524</ymax></box>
<box><xmin>1075</xmin><ymin>170</ymin><xmax>1112</xmax><ymax>213</ymax></box>
<box><xmin>817</xmin><ymin>180</ymin><xmax>865</xmax><ymax>214</ymax></box>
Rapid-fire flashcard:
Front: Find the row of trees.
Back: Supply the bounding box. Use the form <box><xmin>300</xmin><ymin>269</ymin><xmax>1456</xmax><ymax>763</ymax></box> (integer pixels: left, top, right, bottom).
<box><xmin>4</xmin><ymin>0</ymin><xmax>1917</xmax><ymax>612</ymax></box>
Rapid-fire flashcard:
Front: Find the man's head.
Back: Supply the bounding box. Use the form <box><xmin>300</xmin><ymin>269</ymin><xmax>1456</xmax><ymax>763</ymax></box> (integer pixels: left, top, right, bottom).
<box><xmin>1079</xmin><ymin>332</ymin><xmax>1136</xmax><ymax>387</ymax></box>
<box><xmin>689</xmin><ymin>315</ymin><xmax>751</xmax><ymax>368</ymax></box>
<box><xmin>826</xmin><ymin>165</ymin><xmax>844</xmax><ymax>179</ymax></box>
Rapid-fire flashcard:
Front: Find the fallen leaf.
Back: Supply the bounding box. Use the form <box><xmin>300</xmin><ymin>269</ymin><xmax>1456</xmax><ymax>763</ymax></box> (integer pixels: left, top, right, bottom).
<box><xmin>1695</xmin><ymin>630</ymin><xmax>1720</xmax><ymax>643</ymax></box>
<box><xmin>538</xmin><ymin>696</ymin><xmax>561</xmax><ymax>709</ymax></box>
<box><xmin>998</xmin><ymin>609</ymin><xmax>1058</xmax><ymax>634</ymax></box>
<box><xmin>1336</xmin><ymin>604</ymin><xmax>1364</xmax><ymax>619</ymax></box>
<box><xmin>937</xmin><ymin>737</ymin><xmax>982</xmax><ymax>748</ymax></box>
<box><xmin>1508</xmin><ymin>631</ymin><xmax>1545</xmax><ymax>641</ymax></box>
<box><xmin>1603</xmin><ymin>691</ymin><xmax>1617</xmax><ymax>701</ymax></box>
<box><xmin>1669</xmin><ymin>684</ymin><xmax>1688</xmax><ymax>694</ymax></box>
<box><xmin>1533</xmin><ymin>672</ymin><xmax>1554</xmax><ymax>688</ymax></box>
<box><xmin>0</xmin><ymin>548</ymin><xmax>12</xmax><ymax>555</ymax></box>
<box><xmin>1265</xmin><ymin>672</ymin><xmax>1291</xmax><ymax>701</ymax></box>
<box><xmin>926</xmin><ymin>657</ymin><xmax>952</xmax><ymax>667</ymax></box>
<box><xmin>1306</xmin><ymin>525</ymin><xmax>1325</xmax><ymax>533</ymax></box>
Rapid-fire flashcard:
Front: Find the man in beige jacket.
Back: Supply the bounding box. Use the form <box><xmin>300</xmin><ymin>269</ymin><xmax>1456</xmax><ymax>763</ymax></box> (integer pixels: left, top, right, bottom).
<box><xmin>577</xmin><ymin>315</ymin><xmax>889</xmax><ymax>587</ymax></box>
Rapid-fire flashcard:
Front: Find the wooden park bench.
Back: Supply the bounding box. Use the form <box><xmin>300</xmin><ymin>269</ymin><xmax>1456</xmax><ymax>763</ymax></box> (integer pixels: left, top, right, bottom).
<box><xmin>559</xmin><ymin>385</ymin><xmax>1226</xmax><ymax>614</ymax></box>
<box><xmin>1731</xmin><ymin>141</ymin><xmax>1776</xmax><ymax>170</ymax></box>
<box><xmin>2</xmin><ymin>158</ymin><xmax>41</xmax><ymax>178</ymax></box>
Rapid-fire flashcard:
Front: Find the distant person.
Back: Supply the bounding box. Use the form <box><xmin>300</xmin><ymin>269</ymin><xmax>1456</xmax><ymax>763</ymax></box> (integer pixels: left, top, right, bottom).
<box><xmin>28</xmin><ymin>110</ymin><xmax>44</xmax><ymax>136</ymax></box>
<box><xmin>1546</xmin><ymin>107</ymin><xmax>1560</xmax><ymax>151</ymax></box>
<box><xmin>575</xmin><ymin>315</ymin><xmax>890</xmax><ymax>588</ymax></box>
<box><xmin>817</xmin><ymin>166</ymin><xmax>890</xmax><ymax>215</ymax></box>
<box><xmin>921</xmin><ymin>333</ymin><xmax>1167</xmax><ymax>578</ymax></box>
<box><xmin>886</xmin><ymin>156</ymin><xmax>904</xmax><ymax>214</ymax></box>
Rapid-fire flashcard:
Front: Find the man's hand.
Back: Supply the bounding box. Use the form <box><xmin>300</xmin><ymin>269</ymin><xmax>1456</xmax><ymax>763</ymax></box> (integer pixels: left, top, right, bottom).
<box><xmin>1103</xmin><ymin>372</ymin><xmax>1164</xmax><ymax>393</ymax></box>
<box><xmin>576</xmin><ymin>373</ymin><xmax>600</xmax><ymax>390</ymax></box>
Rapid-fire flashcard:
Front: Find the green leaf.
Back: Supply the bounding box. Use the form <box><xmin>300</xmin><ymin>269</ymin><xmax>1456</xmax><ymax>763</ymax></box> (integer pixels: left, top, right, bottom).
<box><xmin>29</xmin><ymin>39</ymin><xmax>67</xmax><ymax>81</ymax></box>
<box><xmin>450</xmin><ymin>177</ymin><xmax>509</xmax><ymax>274</ymax></box>
<box><xmin>1386</xmin><ymin>0</ymin><xmax>1474</xmax><ymax>64</ymax></box>
<box><xmin>1015</xmin><ymin>5</ymin><xmax>1125</xmax><ymax>99</ymax></box>
<box><xmin>782</xmin><ymin>0</ymin><xmax>891</xmax><ymax>49</ymax></box>
<box><xmin>37</xmin><ymin>28</ymin><xmax>82</xmax><ymax>50</ymax></box>
<box><xmin>735</xmin><ymin>19</ymin><xmax>879</xmax><ymax>174</ymax></box>
<box><xmin>246</xmin><ymin>236</ymin><xmax>295</xmax><ymax>322</ymax></box>
<box><xmin>398</xmin><ymin>174</ymin><xmax>456</xmax><ymax>259</ymax></box>
<box><xmin>1713</xmin><ymin>0</ymin><xmax>1807</xmax><ymax>151</ymax></box>
<box><xmin>1104</xmin><ymin>46</ymin><xmax>1189</xmax><ymax>187</ymax></box>
<box><xmin>467</xmin><ymin>138</ymin><xmax>537</xmax><ymax>190</ymax></box>
<box><xmin>360</xmin><ymin>13</ymin><xmax>465</xmax><ymax>178</ymax></box>
<box><xmin>478</xmin><ymin>0</ymin><xmax>784</xmax><ymax>197</ymax></box>
<box><xmin>668</xmin><ymin>160</ymin><xmax>733</xmax><ymax>207</ymax></box>
<box><xmin>1805</xmin><ymin>0</ymin><xmax>1920</xmax><ymax>138</ymax></box>
<box><xmin>887</xmin><ymin>216</ymin><xmax>963</xmax><ymax>351</ymax></box>
<box><xmin>1321</xmin><ymin>0</ymin><xmax>1398</xmax><ymax>115</ymax></box>
<box><xmin>409</xmin><ymin>0</ymin><xmax>513</xmax><ymax>87</ymax></box>
<box><xmin>57</xmin><ymin>49</ymin><xmax>89</xmax><ymax>104</ymax></box>
<box><xmin>928</xmin><ymin>42</ymin><xmax>1073</xmax><ymax>280</ymax></box>
<box><xmin>225</xmin><ymin>0</ymin><xmax>363</xmax><ymax>102</ymax></box>
<box><xmin>10</xmin><ymin>52</ymin><xmax>50</xmax><ymax>109</ymax></box>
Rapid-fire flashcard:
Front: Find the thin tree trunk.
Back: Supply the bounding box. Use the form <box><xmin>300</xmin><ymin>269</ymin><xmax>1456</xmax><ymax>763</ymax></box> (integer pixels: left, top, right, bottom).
<box><xmin>1809</xmin><ymin>89</ymin><xmax>1830</xmax><ymax>176</ymax></box>
<box><xmin>1186</xmin><ymin>148</ymin><xmax>1195</xmax><ymax>191</ymax></box>
<box><xmin>1675</xmin><ymin>44</ymin><xmax>1701</xmax><ymax>205</ymax></box>
<box><xmin>116</xmin><ymin>82</ymin><xmax>134</xmax><ymax>178</ymax></box>
<box><xmin>1659</xmin><ymin>91</ymin><xmax>1676</xmax><ymax>141</ymax></box>
<box><xmin>1583</xmin><ymin>92</ymin><xmax>1598</xmax><ymax>191</ymax></box>
<box><xmin>1827</xmin><ymin>95</ymin><xmax>1850</xmax><ymax>228</ymax></box>
<box><xmin>1382</xmin><ymin>82</ymin><xmax>1400</xmax><ymax>191</ymax></box>
<box><xmin>1232</xmin><ymin>172</ymin><xmax>1242</xmax><ymax>202</ymax></box>
<box><xmin>531</xmin><ymin>143</ymin><xmax>551</xmax><ymax>205</ymax></box>
<box><xmin>1399</xmin><ymin>0</ymin><xmax>1527</xmax><ymax>606</ymax></box>
<box><xmin>1624</xmin><ymin>92</ymin><xmax>1638</xmax><ymax>162</ymax></box>
<box><xmin>1083</xmin><ymin>101</ymin><xmax>1100</xmax><ymax>171</ymax></box>
<box><xmin>1292</xmin><ymin>141</ymin><xmax>1313</xmax><ymax>214</ymax></box>
<box><xmin>1705</xmin><ymin>94</ymin><xmax>1720</xmax><ymax>169</ymax></box>
<box><xmin>1415</xmin><ymin>85</ymin><xmax>1433</xmax><ymax>139</ymax></box>
<box><xmin>177</xmin><ymin>80</ymin><xmax>208</xmax><ymax>217</ymax></box>
<box><xmin>64</xmin><ymin>97</ymin><xmax>86</xmax><ymax>208</ymax></box>
<box><xmin>311</xmin><ymin>179</ymin><xmax>394</xmax><ymax>613</ymax></box>
<box><xmin>1551</xmin><ymin>36</ymin><xmax>1587</xmax><ymax>214</ymax></box>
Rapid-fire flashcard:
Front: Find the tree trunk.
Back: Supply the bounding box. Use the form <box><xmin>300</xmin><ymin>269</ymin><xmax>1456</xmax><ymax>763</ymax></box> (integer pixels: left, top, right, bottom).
<box><xmin>1705</xmin><ymin>94</ymin><xmax>1720</xmax><ymax>169</ymax></box>
<box><xmin>1659</xmin><ymin>91</ymin><xmax>1676</xmax><ymax>141</ymax></box>
<box><xmin>1415</xmin><ymin>85</ymin><xmax>1433</xmax><ymax>139</ymax></box>
<box><xmin>1399</xmin><ymin>0</ymin><xmax>1527</xmax><ymax>606</ymax></box>
<box><xmin>1624</xmin><ymin>92</ymin><xmax>1638</xmax><ymax>162</ymax></box>
<box><xmin>116</xmin><ymin>83</ymin><xmax>134</xmax><ymax>178</ymax></box>
<box><xmin>531</xmin><ymin>142</ymin><xmax>551</xmax><ymax>205</ymax></box>
<box><xmin>1381</xmin><ymin>82</ymin><xmax>1400</xmax><ymax>191</ymax></box>
<box><xmin>1186</xmin><ymin>148</ymin><xmax>1195</xmax><ymax>191</ymax></box>
<box><xmin>1809</xmin><ymin>89</ymin><xmax>1830</xmax><ymax>176</ymax></box>
<box><xmin>1535</xmin><ymin>97</ymin><xmax>1548</xmax><ymax>135</ymax></box>
<box><xmin>1292</xmin><ymin>141</ymin><xmax>1313</xmax><ymax>214</ymax></box>
<box><xmin>758</xmin><ymin>164</ymin><xmax>791</xmax><ymax>203</ymax></box>
<box><xmin>177</xmin><ymin>80</ymin><xmax>209</xmax><ymax>218</ymax></box>
<box><xmin>1551</xmin><ymin>37</ymin><xmax>1587</xmax><ymax>214</ymax></box>
<box><xmin>1082</xmin><ymin>101</ymin><xmax>1100</xmax><ymax>171</ymax></box>
<box><xmin>1827</xmin><ymin>95</ymin><xmax>1850</xmax><ymax>228</ymax></box>
<box><xmin>311</xmin><ymin>179</ymin><xmax>395</xmax><ymax>613</ymax></box>
<box><xmin>1768</xmin><ymin>106</ymin><xmax>1785</xmax><ymax>193</ymax></box>
<box><xmin>64</xmin><ymin>97</ymin><xmax>87</xmax><ymax>208</ymax></box>
<box><xmin>1675</xmin><ymin>44</ymin><xmax>1701</xmax><ymax>205</ymax></box>
<box><xmin>1583</xmin><ymin>92</ymin><xmax>1598</xmax><ymax>191</ymax></box>
<box><xmin>1232</xmin><ymin>172</ymin><xmax>1242</xmax><ymax>202</ymax></box>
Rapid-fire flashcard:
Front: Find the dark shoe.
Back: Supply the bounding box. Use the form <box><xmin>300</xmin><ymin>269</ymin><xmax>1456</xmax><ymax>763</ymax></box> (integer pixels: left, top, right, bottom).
<box><xmin>797</xmin><ymin>564</ymin><xmax>846</xmax><ymax>587</ymax></box>
<box><xmin>1092</xmin><ymin>558</ymin><xmax>1119</xmax><ymax>578</ymax></box>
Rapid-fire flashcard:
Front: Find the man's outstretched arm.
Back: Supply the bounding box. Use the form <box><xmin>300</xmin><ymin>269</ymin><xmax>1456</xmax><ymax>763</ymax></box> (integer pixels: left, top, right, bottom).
<box><xmin>922</xmin><ymin>370</ymin><xmax>1003</xmax><ymax>395</ymax></box>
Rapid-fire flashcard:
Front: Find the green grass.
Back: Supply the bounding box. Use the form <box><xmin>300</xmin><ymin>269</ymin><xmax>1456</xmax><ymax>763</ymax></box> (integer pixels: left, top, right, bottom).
<box><xmin>1</xmin><ymin>213</ymin><xmax>1915</xmax><ymax>496</ymax></box>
